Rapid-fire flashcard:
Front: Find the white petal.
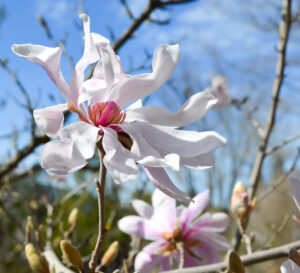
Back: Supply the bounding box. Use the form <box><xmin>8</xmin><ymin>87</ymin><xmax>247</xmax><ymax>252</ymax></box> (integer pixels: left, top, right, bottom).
<box><xmin>180</xmin><ymin>153</ymin><xmax>214</xmax><ymax>170</ymax></box>
<box><xmin>59</xmin><ymin>121</ymin><xmax>99</xmax><ymax>159</ymax></box>
<box><xmin>119</xmin><ymin>123</ymin><xmax>180</xmax><ymax>171</ymax></box>
<box><xmin>107</xmin><ymin>44</ymin><xmax>180</xmax><ymax>107</ymax></box>
<box><xmin>143</xmin><ymin>166</ymin><xmax>190</xmax><ymax>202</ymax></box>
<box><xmin>102</xmin><ymin>127</ymin><xmax>138</xmax><ymax>184</ymax></box>
<box><xmin>290</xmin><ymin>177</ymin><xmax>300</xmax><ymax>211</ymax></box>
<box><xmin>12</xmin><ymin>44</ymin><xmax>71</xmax><ymax>100</ymax></box>
<box><xmin>123</xmin><ymin>121</ymin><xmax>226</xmax><ymax>159</ymax></box>
<box><xmin>131</xmin><ymin>199</ymin><xmax>153</xmax><ymax>219</ymax></box>
<box><xmin>69</xmin><ymin>14</ymin><xmax>100</xmax><ymax>104</ymax></box>
<box><xmin>41</xmin><ymin>139</ymin><xmax>87</xmax><ymax>175</ymax></box>
<box><xmin>33</xmin><ymin>104</ymin><xmax>68</xmax><ymax>138</ymax></box>
<box><xmin>126</xmin><ymin>89</ymin><xmax>218</xmax><ymax>127</ymax></box>
<box><xmin>281</xmin><ymin>260</ymin><xmax>300</xmax><ymax>273</ymax></box>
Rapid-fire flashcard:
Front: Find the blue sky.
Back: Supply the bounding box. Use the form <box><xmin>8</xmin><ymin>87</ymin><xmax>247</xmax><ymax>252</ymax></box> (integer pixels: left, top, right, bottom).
<box><xmin>0</xmin><ymin>0</ymin><xmax>299</xmax><ymax>205</ymax></box>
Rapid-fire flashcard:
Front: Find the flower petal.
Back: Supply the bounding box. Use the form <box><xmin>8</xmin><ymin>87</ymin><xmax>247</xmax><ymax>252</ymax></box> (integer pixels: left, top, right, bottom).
<box><xmin>41</xmin><ymin>139</ymin><xmax>87</xmax><ymax>175</ymax></box>
<box><xmin>281</xmin><ymin>260</ymin><xmax>300</xmax><ymax>273</ymax></box>
<box><xmin>193</xmin><ymin>232</ymin><xmax>230</xmax><ymax>251</ymax></box>
<box><xmin>107</xmin><ymin>44</ymin><xmax>180</xmax><ymax>107</ymax></box>
<box><xmin>150</xmin><ymin>189</ymin><xmax>177</xmax><ymax>232</ymax></box>
<box><xmin>118</xmin><ymin>216</ymin><xmax>161</xmax><ymax>240</ymax></box>
<box><xmin>143</xmin><ymin>166</ymin><xmax>190</xmax><ymax>203</ymax></box>
<box><xmin>59</xmin><ymin>121</ymin><xmax>99</xmax><ymax>159</ymax></box>
<box><xmin>125</xmin><ymin>89</ymin><xmax>218</xmax><ymax>127</ymax></box>
<box><xmin>123</xmin><ymin>121</ymin><xmax>226</xmax><ymax>159</ymax></box>
<box><xmin>191</xmin><ymin>212</ymin><xmax>229</xmax><ymax>233</ymax></box>
<box><xmin>119</xmin><ymin>123</ymin><xmax>180</xmax><ymax>171</ymax></box>
<box><xmin>12</xmin><ymin>44</ymin><xmax>70</xmax><ymax>100</ymax></box>
<box><xmin>181</xmin><ymin>190</ymin><xmax>210</xmax><ymax>232</ymax></box>
<box><xmin>186</xmin><ymin>245</ymin><xmax>221</xmax><ymax>266</ymax></box>
<box><xmin>33</xmin><ymin>104</ymin><xmax>68</xmax><ymax>138</ymax></box>
<box><xmin>101</xmin><ymin>127</ymin><xmax>138</xmax><ymax>184</ymax></box>
<box><xmin>290</xmin><ymin>177</ymin><xmax>300</xmax><ymax>211</ymax></box>
<box><xmin>69</xmin><ymin>14</ymin><xmax>100</xmax><ymax>104</ymax></box>
<box><xmin>134</xmin><ymin>241</ymin><xmax>166</xmax><ymax>273</ymax></box>
<box><xmin>131</xmin><ymin>199</ymin><xmax>153</xmax><ymax>219</ymax></box>
<box><xmin>180</xmin><ymin>153</ymin><xmax>214</xmax><ymax>170</ymax></box>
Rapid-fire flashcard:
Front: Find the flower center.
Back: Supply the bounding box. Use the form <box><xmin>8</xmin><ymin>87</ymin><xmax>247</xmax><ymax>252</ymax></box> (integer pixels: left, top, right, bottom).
<box><xmin>88</xmin><ymin>101</ymin><xmax>126</xmax><ymax>127</ymax></box>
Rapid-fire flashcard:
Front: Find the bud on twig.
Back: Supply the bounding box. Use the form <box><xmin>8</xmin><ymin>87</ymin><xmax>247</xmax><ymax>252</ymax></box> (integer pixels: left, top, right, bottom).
<box><xmin>68</xmin><ymin>208</ymin><xmax>79</xmax><ymax>227</ymax></box>
<box><xmin>101</xmin><ymin>241</ymin><xmax>119</xmax><ymax>267</ymax></box>
<box><xmin>228</xmin><ymin>251</ymin><xmax>245</xmax><ymax>273</ymax></box>
<box><xmin>230</xmin><ymin>181</ymin><xmax>256</xmax><ymax>227</ymax></box>
<box><xmin>60</xmin><ymin>240</ymin><xmax>83</xmax><ymax>271</ymax></box>
<box><xmin>25</xmin><ymin>243</ymin><xmax>49</xmax><ymax>273</ymax></box>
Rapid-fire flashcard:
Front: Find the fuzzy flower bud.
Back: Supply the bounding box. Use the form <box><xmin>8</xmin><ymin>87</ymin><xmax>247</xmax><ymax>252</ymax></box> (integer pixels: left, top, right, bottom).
<box><xmin>25</xmin><ymin>243</ymin><xmax>49</xmax><ymax>273</ymax></box>
<box><xmin>60</xmin><ymin>240</ymin><xmax>83</xmax><ymax>271</ymax></box>
<box><xmin>230</xmin><ymin>181</ymin><xmax>256</xmax><ymax>224</ymax></box>
<box><xmin>68</xmin><ymin>208</ymin><xmax>79</xmax><ymax>227</ymax></box>
<box><xmin>101</xmin><ymin>241</ymin><xmax>119</xmax><ymax>267</ymax></box>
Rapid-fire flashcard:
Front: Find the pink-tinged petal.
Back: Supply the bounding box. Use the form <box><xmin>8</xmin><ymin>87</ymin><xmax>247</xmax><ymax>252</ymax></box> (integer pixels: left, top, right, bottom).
<box><xmin>69</xmin><ymin>14</ymin><xmax>100</xmax><ymax>104</ymax></box>
<box><xmin>33</xmin><ymin>104</ymin><xmax>68</xmax><ymax>138</ymax></box>
<box><xmin>123</xmin><ymin>121</ymin><xmax>226</xmax><ymax>159</ymax></box>
<box><xmin>143</xmin><ymin>166</ymin><xmax>191</xmax><ymax>203</ymax></box>
<box><xmin>180</xmin><ymin>153</ymin><xmax>214</xmax><ymax>170</ymax></box>
<box><xmin>281</xmin><ymin>260</ymin><xmax>300</xmax><ymax>273</ymax></box>
<box><xmin>150</xmin><ymin>189</ymin><xmax>177</xmax><ymax>233</ymax></box>
<box><xmin>118</xmin><ymin>216</ymin><xmax>161</xmax><ymax>240</ymax></box>
<box><xmin>191</xmin><ymin>212</ymin><xmax>229</xmax><ymax>233</ymax></box>
<box><xmin>159</xmin><ymin>256</ymin><xmax>173</xmax><ymax>271</ymax></box>
<box><xmin>126</xmin><ymin>89</ymin><xmax>218</xmax><ymax>127</ymax></box>
<box><xmin>101</xmin><ymin>127</ymin><xmax>138</xmax><ymax>184</ymax></box>
<box><xmin>185</xmin><ymin>245</ymin><xmax>220</xmax><ymax>266</ymax></box>
<box><xmin>59</xmin><ymin>122</ymin><xmax>99</xmax><ymax>159</ymax></box>
<box><xmin>134</xmin><ymin>241</ymin><xmax>166</xmax><ymax>273</ymax></box>
<box><xmin>290</xmin><ymin>177</ymin><xmax>300</xmax><ymax>211</ymax></box>
<box><xmin>107</xmin><ymin>44</ymin><xmax>180</xmax><ymax>107</ymax></box>
<box><xmin>41</xmin><ymin>139</ymin><xmax>87</xmax><ymax>175</ymax></box>
<box><xmin>12</xmin><ymin>44</ymin><xmax>70</xmax><ymax>100</ymax></box>
<box><xmin>131</xmin><ymin>199</ymin><xmax>153</xmax><ymax>219</ymax></box>
<box><xmin>193</xmin><ymin>232</ymin><xmax>230</xmax><ymax>251</ymax></box>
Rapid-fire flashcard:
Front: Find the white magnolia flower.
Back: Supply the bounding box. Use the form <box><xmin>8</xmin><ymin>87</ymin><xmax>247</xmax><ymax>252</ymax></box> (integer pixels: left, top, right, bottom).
<box><xmin>12</xmin><ymin>14</ymin><xmax>226</xmax><ymax>201</ymax></box>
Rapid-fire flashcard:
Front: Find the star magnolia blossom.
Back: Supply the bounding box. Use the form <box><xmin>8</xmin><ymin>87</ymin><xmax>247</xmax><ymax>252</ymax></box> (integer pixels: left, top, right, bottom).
<box><xmin>118</xmin><ymin>189</ymin><xmax>229</xmax><ymax>272</ymax></box>
<box><xmin>12</xmin><ymin>14</ymin><xmax>226</xmax><ymax>202</ymax></box>
<box><xmin>281</xmin><ymin>177</ymin><xmax>300</xmax><ymax>273</ymax></box>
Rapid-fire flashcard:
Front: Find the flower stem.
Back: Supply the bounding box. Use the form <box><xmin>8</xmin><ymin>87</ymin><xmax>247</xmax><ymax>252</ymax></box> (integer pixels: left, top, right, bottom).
<box><xmin>89</xmin><ymin>146</ymin><xmax>107</xmax><ymax>273</ymax></box>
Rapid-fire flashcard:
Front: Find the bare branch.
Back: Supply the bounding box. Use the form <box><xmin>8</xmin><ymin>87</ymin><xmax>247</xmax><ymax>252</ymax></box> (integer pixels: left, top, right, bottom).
<box><xmin>163</xmin><ymin>240</ymin><xmax>300</xmax><ymax>273</ymax></box>
<box><xmin>232</xmin><ymin>0</ymin><xmax>293</xmax><ymax>250</ymax></box>
<box><xmin>265</xmin><ymin>134</ymin><xmax>300</xmax><ymax>155</ymax></box>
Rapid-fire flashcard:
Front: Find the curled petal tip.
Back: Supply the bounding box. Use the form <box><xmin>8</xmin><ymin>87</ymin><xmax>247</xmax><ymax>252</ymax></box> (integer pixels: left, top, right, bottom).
<box><xmin>79</xmin><ymin>13</ymin><xmax>89</xmax><ymax>22</ymax></box>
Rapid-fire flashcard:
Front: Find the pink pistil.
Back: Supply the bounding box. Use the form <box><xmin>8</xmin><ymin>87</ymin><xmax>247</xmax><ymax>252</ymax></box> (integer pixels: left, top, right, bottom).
<box><xmin>88</xmin><ymin>101</ymin><xmax>126</xmax><ymax>128</ymax></box>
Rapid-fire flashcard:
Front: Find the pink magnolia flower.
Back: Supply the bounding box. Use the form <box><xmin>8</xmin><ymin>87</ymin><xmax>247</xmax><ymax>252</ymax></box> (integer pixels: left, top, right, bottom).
<box><xmin>118</xmin><ymin>189</ymin><xmax>230</xmax><ymax>272</ymax></box>
<box><xmin>12</xmin><ymin>14</ymin><xmax>226</xmax><ymax>202</ymax></box>
<box><xmin>281</xmin><ymin>177</ymin><xmax>300</xmax><ymax>273</ymax></box>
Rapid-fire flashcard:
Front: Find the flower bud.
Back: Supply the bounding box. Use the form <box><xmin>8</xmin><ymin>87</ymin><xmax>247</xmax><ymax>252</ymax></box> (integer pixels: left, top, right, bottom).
<box><xmin>101</xmin><ymin>241</ymin><xmax>119</xmax><ymax>267</ymax></box>
<box><xmin>60</xmin><ymin>240</ymin><xmax>83</xmax><ymax>271</ymax></box>
<box><xmin>228</xmin><ymin>251</ymin><xmax>245</xmax><ymax>273</ymax></box>
<box><xmin>230</xmin><ymin>181</ymin><xmax>255</xmax><ymax>224</ymax></box>
<box><xmin>25</xmin><ymin>243</ymin><xmax>49</xmax><ymax>273</ymax></box>
<box><xmin>68</xmin><ymin>208</ymin><xmax>79</xmax><ymax>227</ymax></box>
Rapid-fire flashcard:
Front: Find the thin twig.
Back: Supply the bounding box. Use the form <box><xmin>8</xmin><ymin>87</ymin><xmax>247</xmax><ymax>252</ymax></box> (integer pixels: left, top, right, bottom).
<box><xmin>265</xmin><ymin>134</ymin><xmax>300</xmax><ymax>155</ymax></box>
<box><xmin>89</xmin><ymin>147</ymin><xmax>107</xmax><ymax>273</ymax></box>
<box><xmin>163</xmin><ymin>240</ymin><xmax>300</xmax><ymax>273</ymax></box>
<box><xmin>232</xmin><ymin>0</ymin><xmax>293</xmax><ymax>250</ymax></box>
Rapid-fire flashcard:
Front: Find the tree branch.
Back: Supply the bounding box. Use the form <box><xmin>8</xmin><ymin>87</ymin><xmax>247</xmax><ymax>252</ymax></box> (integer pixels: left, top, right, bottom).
<box><xmin>163</xmin><ymin>240</ymin><xmax>300</xmax><ymax>273</ymax></box>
